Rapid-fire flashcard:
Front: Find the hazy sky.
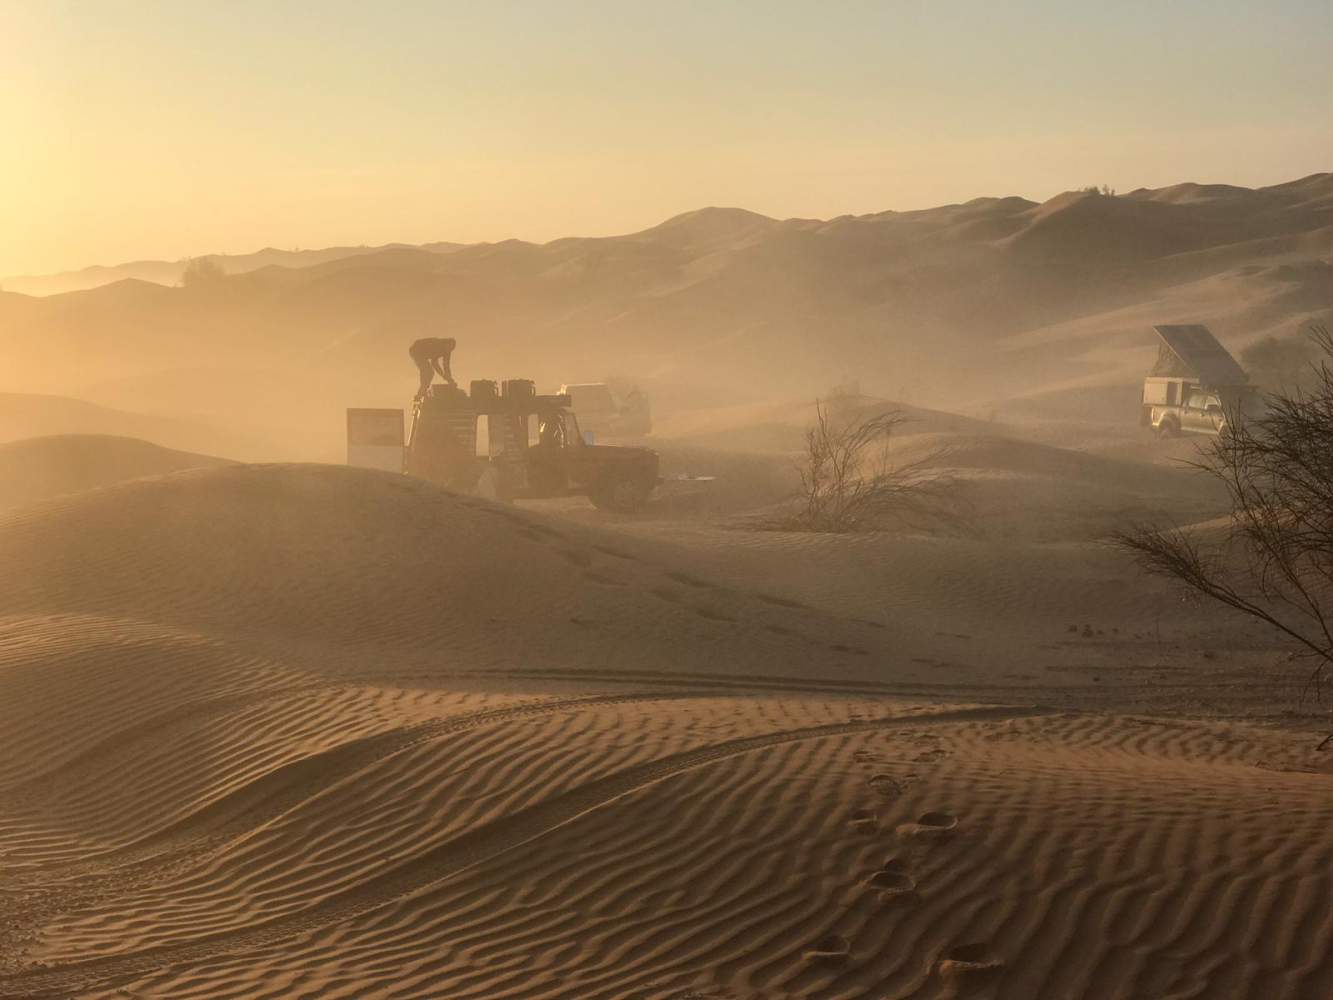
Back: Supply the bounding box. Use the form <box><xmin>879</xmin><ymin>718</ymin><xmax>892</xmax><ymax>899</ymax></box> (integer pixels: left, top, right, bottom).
<box><xmin>3</xmin><ymin>0</ymin><xmax>1330</xmax><ymax>276</ymax></box>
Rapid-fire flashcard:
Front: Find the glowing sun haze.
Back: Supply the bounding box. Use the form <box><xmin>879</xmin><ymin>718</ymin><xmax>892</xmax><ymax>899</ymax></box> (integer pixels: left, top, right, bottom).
<box><xmin>3</xmin><ymin>0</ymin><xmax>1331</xmax><ymax>277</ymax></box>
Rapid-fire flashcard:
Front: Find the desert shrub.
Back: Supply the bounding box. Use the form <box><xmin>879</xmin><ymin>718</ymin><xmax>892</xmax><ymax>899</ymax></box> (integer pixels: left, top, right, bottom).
<box><xmin>786</xmin><ymin>401</ymin><xmax>956</xmax><ymax>533</ymax></box>
<box><xmin>1115</xmin><ymin>324</ymin><xmax>1333</xmax><ymax>701</ymax></box>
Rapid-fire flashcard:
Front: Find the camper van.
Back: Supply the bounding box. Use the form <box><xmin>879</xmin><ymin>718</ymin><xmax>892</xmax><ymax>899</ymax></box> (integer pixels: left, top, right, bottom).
<box><xmin>1141</xmin><ymin>325</ymin><xmax>1261</xmax><ymax>437</ymax></box>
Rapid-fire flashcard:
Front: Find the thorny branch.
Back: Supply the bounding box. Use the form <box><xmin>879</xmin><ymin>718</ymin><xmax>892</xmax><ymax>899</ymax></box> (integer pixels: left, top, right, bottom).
<box><xmin>1114</xmin><ymin>324</ymin><xmax>1333</xmax><ymax>711</ymax></box>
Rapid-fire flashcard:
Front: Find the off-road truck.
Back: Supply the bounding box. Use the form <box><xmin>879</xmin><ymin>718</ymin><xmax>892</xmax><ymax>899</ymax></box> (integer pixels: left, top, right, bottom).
<box><xmin>349</xmin><ymin>379</ymin><xmax>660</xmax><ymax>512</ymax></box>
<box><xmin>1140</xmin><ymin>324</ymin><xmax>1262</xmax><ymax>438</ymax></box>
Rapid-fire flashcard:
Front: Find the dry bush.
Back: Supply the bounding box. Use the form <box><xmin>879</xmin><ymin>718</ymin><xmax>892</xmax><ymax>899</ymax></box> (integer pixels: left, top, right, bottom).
<box><xmin>1115</xmin><ymin>324</ymin><xmax>1333</xmax><ymax>704</ymax></box>
<box><xmin>786</xmin><ymin>401</ymin><xmax>958</xmax><ymax>533</ymax></box>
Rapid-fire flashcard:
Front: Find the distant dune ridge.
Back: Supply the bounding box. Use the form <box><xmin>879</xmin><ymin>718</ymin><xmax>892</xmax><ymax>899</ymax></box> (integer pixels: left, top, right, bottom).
<box><xmin>0</xmin><ymin>393</ymin><xmax>284</xmax><ymax>462</ymax></box>
<box><xmin>0</xmin><ymin>242</ymin><xmax>468</xmax><ymax>297</ymax></box>
<box><xmin>2</xmin><ymin>172</ymin><xmax>1331</xmax><ymax>439</ymax></box>
<box><xmin>0</xmin><ymin>434</ymin><xmax>228</xmax><ymax>510</ymax></box>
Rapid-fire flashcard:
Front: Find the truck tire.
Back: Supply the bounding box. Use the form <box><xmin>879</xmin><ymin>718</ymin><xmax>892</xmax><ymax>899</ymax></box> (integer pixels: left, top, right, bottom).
<box><xmin>590</xmin><ymin>474</ymin><xmax>653</xmax><ymax>513</ymax></box>
<box><xmin>1155</xmin><ymin>418</ymin><xmax>1179</xmax><ymax>439</ymax></box>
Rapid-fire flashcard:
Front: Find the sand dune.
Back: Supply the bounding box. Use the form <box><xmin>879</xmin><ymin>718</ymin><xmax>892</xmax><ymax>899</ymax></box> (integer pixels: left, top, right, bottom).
<box><xmin>4</xmin><ymin>172</ymin><xmax>1332</xmax><ymax>440</ymax></box>
<box><xmin>1</xmin><ymin>243</ymin><xmax>467</xmax><ymax>297</ymax></box>
<box><xmin>0</xmin><ymin>393</ymin><xmax>192</xmax><ymax>445</ymax></box>
<box><xmin>0</xmin><ymin>434</ymin><xmax>229</xmax><ymax>509</ymax></box>
<box><xmin>3</xmin><ymin>692</ymin><xmax>1329</xmax><ymax>999</ymax></box>
<box><xmin>0</xmin><ymin>393</ymin><xmax>272</xmax><ymax>461</ymax></box>
<box><xmin>537</xmin><ymin>423</ymin><xmax>1306</xmax><ymax>720</ymax></box>
<box><xmin>0</xmin><ymin>464</ymin><xmax>885</xmax><ymax>673</ymax></box>
<box><xmin>653</xmin><ymin>396</ymin><xmax>996</xmax><ymax>453</ymax></box>
<box><xmin>0</xmin><ymin>459</ymin><xmax>1329</xmax><ymax>999</ymax></box>
<box><xmin>6</xmin><ymin>168</ymin><xmax>1333</xmax><ymax>1000</ymax></box>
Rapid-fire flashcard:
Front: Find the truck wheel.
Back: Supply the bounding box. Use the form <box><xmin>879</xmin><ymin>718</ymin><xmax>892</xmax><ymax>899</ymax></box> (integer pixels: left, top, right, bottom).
<box><xmin>1155</xmin><ymin>419</ymin><xmax>1179</xmax><ymax>439</ymax></box>
<box><xmin>590</xmin><ymin>475</ymin><xmax>652</xmax><ymax>513</ymax></box>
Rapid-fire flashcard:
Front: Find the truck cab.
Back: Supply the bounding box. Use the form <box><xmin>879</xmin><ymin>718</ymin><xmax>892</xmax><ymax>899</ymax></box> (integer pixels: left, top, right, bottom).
<box><xmin>1142</xmin><ymin>377</ymin><xmax>1259</xmax><ymax>437</ymax></box>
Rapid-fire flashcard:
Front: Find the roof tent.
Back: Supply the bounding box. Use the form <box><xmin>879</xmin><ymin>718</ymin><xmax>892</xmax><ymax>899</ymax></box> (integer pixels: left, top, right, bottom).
<box><xmin>1149</xmin><ymin>324</ymin><xmax>1248</xmax><ymax>386</ymax></box>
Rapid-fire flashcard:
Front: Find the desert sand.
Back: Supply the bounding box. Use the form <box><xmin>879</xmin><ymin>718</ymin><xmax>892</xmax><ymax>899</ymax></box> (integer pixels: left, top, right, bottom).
<box><xmin>2</xmin><ymin>176</ymin><xmax>1332</xmax><ymax>999</ymax></box>
<box><xmin>0</xmin><ymin>434</ymin><xmax>230</xmax><ymax>511</ymax></box>
<box><xmin>0</xmin><ymin>421</ymin><xmax>1330</xmax><ymax>1000</ymax></box>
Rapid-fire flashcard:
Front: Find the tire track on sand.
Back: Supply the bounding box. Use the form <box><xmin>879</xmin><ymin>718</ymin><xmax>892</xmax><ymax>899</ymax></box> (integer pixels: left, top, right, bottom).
<box><xmin>0</xmin><ymin>704</ymin><xmax>1052</xmax><ymax>998</ymax></box>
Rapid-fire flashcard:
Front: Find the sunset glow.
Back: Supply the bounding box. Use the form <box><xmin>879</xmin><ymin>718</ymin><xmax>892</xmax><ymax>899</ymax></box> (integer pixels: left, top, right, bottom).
<box><xmin>4</xmin><ymin>0</ymin><xmax>1331</xmax><ymax>276</ymax></box>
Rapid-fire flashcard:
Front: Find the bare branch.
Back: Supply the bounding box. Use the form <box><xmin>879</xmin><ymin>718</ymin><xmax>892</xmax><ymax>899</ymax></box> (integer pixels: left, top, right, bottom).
<box><xmin>785</xmin><ymin>401</ymin><xmax>963</xmax><ymax>533</ymax></box>
<box><xmin>1114</xmin><ymin>322</ymin><xmax>1333</xmax><ymax>710</ymax></box>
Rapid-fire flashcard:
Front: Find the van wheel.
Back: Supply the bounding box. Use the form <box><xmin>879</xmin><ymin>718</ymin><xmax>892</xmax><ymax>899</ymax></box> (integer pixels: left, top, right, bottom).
<box><xmin>590</xmin><ymin>475</ymin><xmax>652</xmax><ymax>513</ymax></box>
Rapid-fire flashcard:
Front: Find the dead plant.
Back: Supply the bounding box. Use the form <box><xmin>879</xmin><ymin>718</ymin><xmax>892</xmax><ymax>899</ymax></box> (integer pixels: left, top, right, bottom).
<box><xmin>1114</xmin><ymin>323</ymin><xmax>1333</xmax><ymax>706</ymax></box>
<box><xmin>787</xmin><ymin>401</ymin><xmax>958</xmax><ymax>532</ymax></box>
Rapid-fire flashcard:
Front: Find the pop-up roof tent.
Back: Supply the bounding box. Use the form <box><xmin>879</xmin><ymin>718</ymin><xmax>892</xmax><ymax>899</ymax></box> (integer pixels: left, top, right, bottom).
<box><xmin>1149</xmin><ymin>324</ymin><xmax>1248</xmax><ymax>386</ymax></box>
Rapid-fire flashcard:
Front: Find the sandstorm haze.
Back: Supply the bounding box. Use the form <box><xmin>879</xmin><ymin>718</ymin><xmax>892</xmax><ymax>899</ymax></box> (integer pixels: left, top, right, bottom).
<box><xmin>3</xmin><ymin>4</ymin><xmax>1333</xmax><ymax>1000</ymax></box>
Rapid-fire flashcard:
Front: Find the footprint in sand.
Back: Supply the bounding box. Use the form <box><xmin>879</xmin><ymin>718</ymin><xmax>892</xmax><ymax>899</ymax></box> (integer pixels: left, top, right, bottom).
<box><xmin>865</xmin><ymin>865</ymin><xmax>917</xmax><ymax>901</ymax></box>
<box><xmin>936</xmin><ymin>942</ymin><xmax>1005</xmax><ymax>990</ymax></box>
<box><xmin>867</xmin><ymin>773</ymin><xmax>902</xmax><ymax>798</ymax></box>
<box><xmin>803</xmin><ymin>934</ymin><xmax>851</xmax><ymax>964</ymax></box>
<box><xmin>896</xmin><ymin>810</ymin><xmax>958</xmax><ymax>839</ymax></box>
<box><xmin>850</xmin><ymin>808</ymin><xmax>878</xmax><ymax>832</ymax></box>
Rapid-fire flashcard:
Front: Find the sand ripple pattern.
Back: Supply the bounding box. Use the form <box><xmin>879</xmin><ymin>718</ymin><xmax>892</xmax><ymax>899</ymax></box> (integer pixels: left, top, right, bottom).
<box><xmin>1</xmin><ymin>466</ymin><xmax>1331</xmax><ymax>999</ymax></box>
<box><xmin>0</xmin><ymin>699</ymin><xmax>1330</xmax><ymax>1000</ymax></box>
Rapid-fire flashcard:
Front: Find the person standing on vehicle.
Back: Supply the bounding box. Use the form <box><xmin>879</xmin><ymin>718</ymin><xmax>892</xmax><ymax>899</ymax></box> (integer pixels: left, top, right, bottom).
<box><xmin>409</xmin><ymin>337</ymin><xmax>457</xmax><ymax>398</ymax></box>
